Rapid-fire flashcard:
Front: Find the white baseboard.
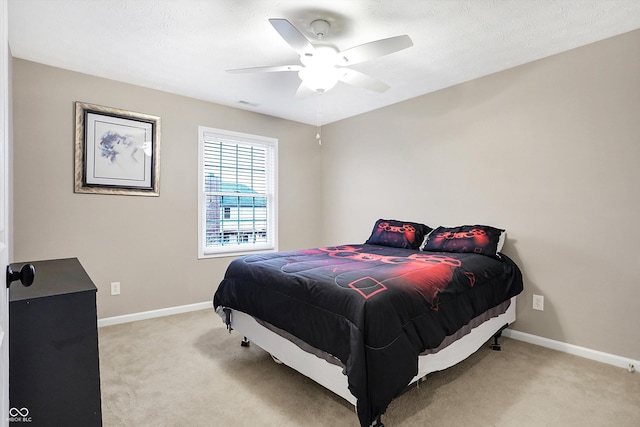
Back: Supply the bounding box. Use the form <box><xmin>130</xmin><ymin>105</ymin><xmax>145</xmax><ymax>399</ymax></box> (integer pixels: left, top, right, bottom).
<box><xmin>503</xmin><ymin>328</ymin><xmax>638</xmax><ymax>372</ymax></box>
<box><xmin>98</xmin><ymin>301</ymin><xmax>213</xmax><ymax>328</ymax></box>
<box><xmin>97</xmin><ymin>303</ymin><xmax>637</xmax><ymax>373</ymax></box>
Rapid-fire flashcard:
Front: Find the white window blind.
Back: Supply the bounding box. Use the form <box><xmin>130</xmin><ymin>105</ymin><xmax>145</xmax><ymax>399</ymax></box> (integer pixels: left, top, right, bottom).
<box><xmin>198</xmin><ymin>127</ymin><xmax>277</xmax><ymax>258</ymax></box>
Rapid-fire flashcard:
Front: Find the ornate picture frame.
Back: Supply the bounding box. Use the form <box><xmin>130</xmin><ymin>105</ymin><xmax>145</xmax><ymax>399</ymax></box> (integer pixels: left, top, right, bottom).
<box><xmin>74</xmin><ymin>101</ymin><xmax>161</xmax><ymax>196</ymax></box>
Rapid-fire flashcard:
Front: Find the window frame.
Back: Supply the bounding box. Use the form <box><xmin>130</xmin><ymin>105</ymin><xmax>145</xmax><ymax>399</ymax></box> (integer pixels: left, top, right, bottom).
<box><xmin>198</xmin><ymin>126</ymin><xmax>278</xmax><ymax>259</ymax></box>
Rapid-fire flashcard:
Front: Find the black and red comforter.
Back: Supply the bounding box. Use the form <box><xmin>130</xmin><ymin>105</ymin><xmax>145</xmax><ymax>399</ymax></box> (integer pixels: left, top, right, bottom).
<box><xmin>213</xmin><ymin>244</ymin><xmax>523</xmax><ymax>426</ymax></box>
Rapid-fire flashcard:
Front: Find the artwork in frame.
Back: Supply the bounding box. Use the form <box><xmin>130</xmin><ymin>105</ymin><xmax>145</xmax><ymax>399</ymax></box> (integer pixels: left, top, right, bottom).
<box><xmin>74</xmin><ymin>101</ymin><xmax>161</xmax><ymax>196</ymax></box>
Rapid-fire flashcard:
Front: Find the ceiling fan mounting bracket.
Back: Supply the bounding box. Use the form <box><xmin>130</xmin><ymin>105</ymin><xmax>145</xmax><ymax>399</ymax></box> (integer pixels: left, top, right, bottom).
<box><xmin>310</xmin><ymin>19</ymin><xmax>330</xmax><ymax>38</ymax></box>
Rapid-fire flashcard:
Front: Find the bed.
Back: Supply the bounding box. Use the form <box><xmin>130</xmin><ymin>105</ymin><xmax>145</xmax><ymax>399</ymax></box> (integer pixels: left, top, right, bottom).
<box><xmin>213</xmin><ymin>221</ymin><xmax>523</xmax><ymax>427</ymax></box>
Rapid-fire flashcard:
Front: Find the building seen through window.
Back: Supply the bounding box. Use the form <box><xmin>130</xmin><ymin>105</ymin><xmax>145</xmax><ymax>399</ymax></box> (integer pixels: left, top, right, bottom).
<box><xmin>198</xmin><ymin>126</ymin><xmax>277</xmax><ymax>257</ymax></box>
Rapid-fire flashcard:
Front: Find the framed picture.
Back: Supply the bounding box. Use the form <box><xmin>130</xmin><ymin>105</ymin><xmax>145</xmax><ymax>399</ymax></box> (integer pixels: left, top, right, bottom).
<box><xmin>74</xmin><ymin>102</ymin><xmax>161</xmax><ymax>196</ymax></box>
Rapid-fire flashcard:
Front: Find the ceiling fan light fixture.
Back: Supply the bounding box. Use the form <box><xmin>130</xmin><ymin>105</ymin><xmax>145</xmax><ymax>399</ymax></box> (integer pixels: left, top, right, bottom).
<box><xmin>298</xmin><ymin>66</ymin><xmax>341</xmax><ymax>93</ymax></box>
<box><xmin>298</xmin><ymin>44</ymin><xmax>342</xmax><ymax>93</ymax></box>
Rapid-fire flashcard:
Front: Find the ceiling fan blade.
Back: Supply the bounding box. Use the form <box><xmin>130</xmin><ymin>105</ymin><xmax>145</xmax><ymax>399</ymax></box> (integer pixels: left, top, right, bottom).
<box><xmin>339</xmin><ymin>69</ymin><xmax>390</xmax><ymax>93</ymax></box>
<box><xmin>269</xmin><ymin>18</ymin><xmax>314</xmax><ymax>54</ymax></box>
<box><xmin>227</xmin><ymin>65</ymin><xmax>302</xmax><ymax>74</ymax></box>
<box><xmin>294</xmin><ymin>82</ymin><xmax>316</xmax><ymax>100</ymax></box>
<box><xmin>338</xmin><ymin>35</ymin><xmax>413</xmax><ymax>66</ymax></box>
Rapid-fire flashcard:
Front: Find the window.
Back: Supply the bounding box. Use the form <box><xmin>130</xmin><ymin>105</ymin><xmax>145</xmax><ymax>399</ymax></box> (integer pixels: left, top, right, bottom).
<box><xmin>198</xmin><ymin>127</ymin><xmax>277</xmax><ymax>258</ymax></box>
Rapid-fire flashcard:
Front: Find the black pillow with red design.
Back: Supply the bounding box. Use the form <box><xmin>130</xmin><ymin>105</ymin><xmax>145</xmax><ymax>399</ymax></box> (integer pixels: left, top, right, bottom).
<box><xmin>422</xmin><ymin>225</ymin><xmax>506</xmax><ymax>258</ymax></box>
<box><xmin>365</xmin><ymin>219</ymin><xmax>432</xmax><ymax>250</ymax></box>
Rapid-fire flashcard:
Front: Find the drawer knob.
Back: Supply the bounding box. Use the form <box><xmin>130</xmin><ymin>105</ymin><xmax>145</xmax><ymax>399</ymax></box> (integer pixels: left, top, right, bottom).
<box><xmin>6</xmin><ymin>264</ymin><xmax>36</xmax><ymax>288</ymax></box>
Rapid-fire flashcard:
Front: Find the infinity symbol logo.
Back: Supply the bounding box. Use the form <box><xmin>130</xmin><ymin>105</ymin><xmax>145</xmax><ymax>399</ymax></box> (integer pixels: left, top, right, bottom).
<box><xmin>9</xmin><ymin>407</ymin><xmax>29</xmax><ymax>417</ymax></box>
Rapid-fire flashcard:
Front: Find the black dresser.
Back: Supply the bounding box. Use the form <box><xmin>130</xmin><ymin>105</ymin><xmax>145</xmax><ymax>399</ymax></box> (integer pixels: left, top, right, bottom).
<box><xmin>9</xmin><ymin>257</ymin><xmax>102</xmax><ymax>426</ymax></box>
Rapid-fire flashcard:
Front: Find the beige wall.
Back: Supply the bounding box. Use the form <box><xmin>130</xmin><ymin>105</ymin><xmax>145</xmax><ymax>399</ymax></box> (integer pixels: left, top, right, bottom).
<box><xmin>321</xmin><ymin>29</ymin><xmax>640</xmax><ymax>360</ymax></box>
<box><xmin>12</xmin><ymin>29</ymin><xmax>640</xmax><ymax>360</ymax></box>
<box><xmin>12</xmin><ymin>60</ymin><xmax>322</xmax><ymax>319</ymax></box>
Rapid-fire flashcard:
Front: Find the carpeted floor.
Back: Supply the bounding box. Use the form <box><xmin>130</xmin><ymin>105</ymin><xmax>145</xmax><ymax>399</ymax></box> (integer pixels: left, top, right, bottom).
<box><xmin>98</xmin><ymin>309</ymin><xmax>640</xmax><ymax>426</ymax></box>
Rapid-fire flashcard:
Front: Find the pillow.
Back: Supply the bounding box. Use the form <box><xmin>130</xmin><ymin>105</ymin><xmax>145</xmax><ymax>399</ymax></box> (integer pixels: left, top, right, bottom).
<box><xmin>365</xmin><ymin>219</ymin><xmax>432</xmax><ymax>250</ymax></box>
<box><xmin>422</xmin><ymin>225</ymin><xmax>506</xmax><ymax>258</ymax></box>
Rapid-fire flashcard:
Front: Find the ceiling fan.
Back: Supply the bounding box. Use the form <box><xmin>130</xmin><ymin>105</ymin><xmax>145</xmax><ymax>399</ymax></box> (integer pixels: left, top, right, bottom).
<box><xmin>227</xmin><ymin>18</ymin><xmax>413</xmax><ymax>96</ymax></box>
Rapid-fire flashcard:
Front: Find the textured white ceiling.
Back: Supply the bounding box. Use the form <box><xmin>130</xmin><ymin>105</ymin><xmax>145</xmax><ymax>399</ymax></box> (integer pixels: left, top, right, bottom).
<box><xmin>8</xmin><ymin>0</ymin><xmax>640</xmax><ymax>125</ymax></box>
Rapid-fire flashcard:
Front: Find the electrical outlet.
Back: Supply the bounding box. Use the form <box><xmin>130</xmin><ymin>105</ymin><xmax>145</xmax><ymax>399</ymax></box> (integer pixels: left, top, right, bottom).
<box><xmin>110</xmin><ymin>281</ymin><xmax>121</xmax><ymax>296</ymax></box>
<box><xmin>532</xmin><ymin>294</ymin><xmax>544</xmax><ymax>311</ymax></box>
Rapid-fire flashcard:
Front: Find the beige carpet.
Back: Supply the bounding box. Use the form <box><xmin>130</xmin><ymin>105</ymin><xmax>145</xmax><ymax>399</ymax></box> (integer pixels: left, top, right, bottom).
<box><xmin>98</xmin><ymin>309</ymin><xmax>640</xmax><ymax>426</ymax></box>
